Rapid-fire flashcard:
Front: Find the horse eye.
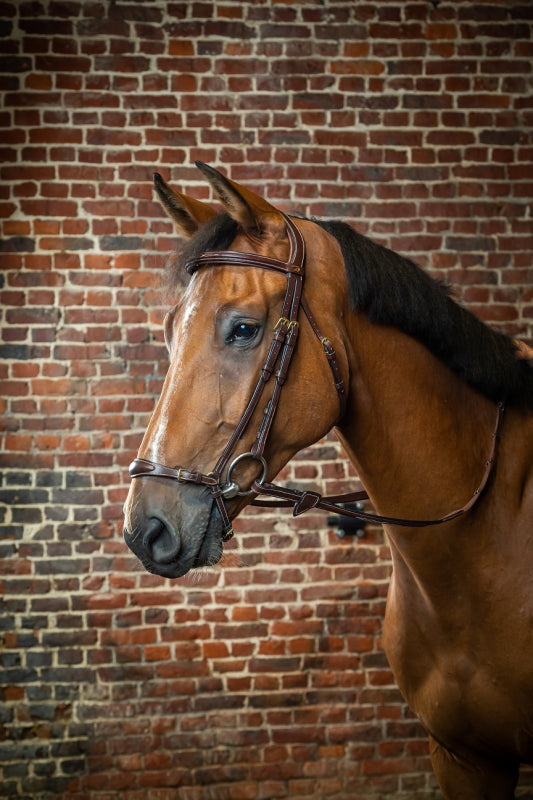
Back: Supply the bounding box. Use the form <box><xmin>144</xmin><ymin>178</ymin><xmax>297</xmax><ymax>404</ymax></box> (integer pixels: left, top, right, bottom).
<box><xmin>227</xmin><ymin>321</ymin><xmax>259</xmax><ymax>344</ymax></box>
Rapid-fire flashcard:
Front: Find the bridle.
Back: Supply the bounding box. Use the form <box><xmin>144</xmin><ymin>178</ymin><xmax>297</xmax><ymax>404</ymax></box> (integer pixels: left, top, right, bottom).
<box><xmin>129</xmin><ymin>214</ymin><xmax>504</xmax><ymax>543</ymax></box>
<box><xmin>130</xmin><ymin>213</ymin><xmax>344</xmax><ymax>540</ymax></box>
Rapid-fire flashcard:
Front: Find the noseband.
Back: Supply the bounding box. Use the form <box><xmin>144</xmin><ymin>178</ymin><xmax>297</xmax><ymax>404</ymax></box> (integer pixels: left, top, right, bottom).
<box><xmin>130</xmin><ymin>215</ymin><xmax>504</xmax><ymax>542</ymax></box>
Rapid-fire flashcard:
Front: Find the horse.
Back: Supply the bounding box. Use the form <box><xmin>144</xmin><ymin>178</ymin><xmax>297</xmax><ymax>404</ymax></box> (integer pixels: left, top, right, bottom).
<box><xmin>123</xmin><ymin>162</ymin><xmax>533</xmax><ymax>799</ymax></box>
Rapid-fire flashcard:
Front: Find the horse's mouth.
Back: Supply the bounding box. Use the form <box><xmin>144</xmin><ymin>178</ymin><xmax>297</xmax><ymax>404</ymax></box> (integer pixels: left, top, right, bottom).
<box><xmin>123</xmin><ymin>524</ymin><xmax>223</xmax><ymax>579</ymax></box>
<box><xmin>123</xmin><ymin>497</ymin><xmax>224</xmax><ymax>579</ymax></box>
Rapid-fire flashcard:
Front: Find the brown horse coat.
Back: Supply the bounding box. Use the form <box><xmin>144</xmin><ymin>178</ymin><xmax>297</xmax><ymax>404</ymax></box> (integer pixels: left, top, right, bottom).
<box><xmin>123</xmin><ymin>165</ymin><xmax>533</xmax><ymax>799</ymax></box>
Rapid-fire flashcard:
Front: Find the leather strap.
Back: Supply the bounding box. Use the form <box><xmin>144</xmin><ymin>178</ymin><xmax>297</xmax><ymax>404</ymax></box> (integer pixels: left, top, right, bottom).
<box><xmin>186</xmin><ymin>251</ymin><xmax>304</xmax><ymax>276</ymax></box>
<box><xmin>129</xmin><ymin>457</ymin><xmax>217</xmax><ymax>486</ymax></box>
<box><xmin>301</xmin><ymin>295</ymin><xmax>347</xmax><ymax>417</ymax></box>
<box><xmin>250</xmin><ymin>401</ymin><xmax>505</xmax><ymax>528</ymax></box>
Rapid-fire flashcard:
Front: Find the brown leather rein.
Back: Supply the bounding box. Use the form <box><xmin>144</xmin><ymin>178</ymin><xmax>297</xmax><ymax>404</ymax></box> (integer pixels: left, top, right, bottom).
<box><xmin>130</xmin><ymin>214</ymin><xmax>505</xmax><ymax>542</ymax></box>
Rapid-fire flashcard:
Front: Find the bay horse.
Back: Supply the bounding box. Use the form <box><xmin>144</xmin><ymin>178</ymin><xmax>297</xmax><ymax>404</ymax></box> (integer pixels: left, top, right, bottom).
<box><xmin>123</xmin><ymin>163</ymin><xmax>533</xmax><ymax>799</ymax></box>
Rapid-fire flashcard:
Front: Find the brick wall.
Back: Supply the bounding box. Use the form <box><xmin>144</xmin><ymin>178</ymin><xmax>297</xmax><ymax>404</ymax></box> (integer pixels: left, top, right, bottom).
<box><xmin>1</xmin><ymin>1</ymin><xmax>532</xmax><ymax>798</ymax></box>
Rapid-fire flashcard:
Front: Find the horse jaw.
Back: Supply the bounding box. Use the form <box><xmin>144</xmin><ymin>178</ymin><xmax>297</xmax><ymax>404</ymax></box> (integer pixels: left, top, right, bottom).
<box><xmin>122</xmin><ymin>479</ymin><xmax>224</xmax><ymax>579</ymax></box>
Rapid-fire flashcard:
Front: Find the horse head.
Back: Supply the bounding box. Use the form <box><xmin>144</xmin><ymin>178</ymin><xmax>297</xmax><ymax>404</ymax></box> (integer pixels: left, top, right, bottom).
<box><xmin>123</xmin><ymin>163</ymin><xmax>349</xmax><ymax>578</ymax></box>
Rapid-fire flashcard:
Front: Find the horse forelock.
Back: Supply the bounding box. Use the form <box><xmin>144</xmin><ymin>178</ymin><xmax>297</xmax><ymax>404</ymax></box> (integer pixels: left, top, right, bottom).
<box><xmin>165</xmin><ymin>212</ymin><xmax>239</xmax><ymax>294</ymax></box>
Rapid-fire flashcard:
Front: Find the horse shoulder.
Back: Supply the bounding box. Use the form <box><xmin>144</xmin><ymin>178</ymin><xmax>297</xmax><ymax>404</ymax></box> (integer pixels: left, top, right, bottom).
<box><xmin>385</xmin><ymin>572</ymin><xmax>533</xmax><ymax>764</ymax></box>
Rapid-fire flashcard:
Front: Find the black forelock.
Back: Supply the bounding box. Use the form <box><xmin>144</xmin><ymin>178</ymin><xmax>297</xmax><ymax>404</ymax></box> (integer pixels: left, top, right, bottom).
<box><xmin>165</xmin><ymin>212</ymin><xmax>238</xmax><ymax>292</ymax></box>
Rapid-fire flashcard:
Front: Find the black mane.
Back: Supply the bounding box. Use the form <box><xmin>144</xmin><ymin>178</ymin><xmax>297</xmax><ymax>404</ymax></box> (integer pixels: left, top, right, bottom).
<box><xmin>318</xmin><ymin>219</ymin><xmax>533</xmax><ymax>408</ymax></box>
<box><xmin>167</xmin><ymin>213</ymin><xmax>533</xmax><ymax>409</ymax></box>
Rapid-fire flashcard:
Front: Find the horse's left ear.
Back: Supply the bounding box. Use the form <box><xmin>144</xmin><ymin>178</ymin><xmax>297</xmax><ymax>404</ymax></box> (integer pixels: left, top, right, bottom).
<box><xmin>195</xmin><ymin>161</ymin><xmax>283</xmax><ymax>234</ymax></box>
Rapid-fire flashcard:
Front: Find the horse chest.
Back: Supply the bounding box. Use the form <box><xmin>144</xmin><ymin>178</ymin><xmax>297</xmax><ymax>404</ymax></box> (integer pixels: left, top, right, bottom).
<box><xmin>383</xmin><ymin>580</ymin><xmax>533</xmax><ymax>762</ymax></box>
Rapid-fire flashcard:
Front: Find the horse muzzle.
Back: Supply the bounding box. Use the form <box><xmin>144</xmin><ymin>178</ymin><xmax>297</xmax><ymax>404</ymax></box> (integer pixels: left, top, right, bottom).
<box><xmin>122</xmin><ymin>478</ymin><xmax>224</xmax><ymax>579</ymax></box>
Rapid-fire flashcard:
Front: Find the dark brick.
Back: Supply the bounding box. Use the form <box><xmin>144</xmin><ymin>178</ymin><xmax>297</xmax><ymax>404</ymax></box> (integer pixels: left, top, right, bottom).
<box><xmin>205</xmin><ymin>20</ymin><xmax>256</xmax><ymax>39</ymax></box>
<box><xmin>67</xmin><ymin>723</ymin><xmax>91</xmax><ymax>738</ymax></box>
<box><xmin>479</xmin><ymin>129</ymin><xmax>528</xmax><ymax>146</ymax></box>
<box><xmin>76</xmin><ymin>18</ymin><xmax>130</xmax><ymax>37</ymax></box>
<box><xmin>293</xmin><ymin>92</ymin><xmax>344</xmax><ymax>110</ymax></box>
<box><xmin>0</xmin><ymin>56</ymin><xmax>31</xmax><ymax>72</ymax></box>
<box><xmin>315</xmin><ymin>23</ymin><xmax>366</xmax><ymax>39</ymax></box>
<box><xmin>1</xmin><ymin>668</ymin><xmax>38</xmax><ymax>683</ymax></box>
<box><xmin>33</xmin><ymin>761</ymin><xmax>56</xmax><ymax>776</ymax></box>
<box><xmin>14</xmin><ymin>633</ymin><xmax>39</xmax><ymax>648</ymax></box>
<box><xmin>36</xmin><ymin>472</ymin><xmax>63</xmax><ymax>487</ymax></box>
<box><xmin>51</xmin><ymin>489</ymin><xmax>104</xmax><ymax>505</ymax></box>
<box><xmin>0</xmin><ymin>489</ymin><xmax>49</xmax><ymax>505</ymax></box>
<box><xmin>60</xmin><ymin>757</ymin><xmax>86</xmax><ymax>773</ymax></box>
<box><xmin>26</xmin><ymin>685</ymin><xmax>52</xmax><ymax>701</ymax></box>
<box><xmin>108</xmin><ymin>2</ymin><xmax>162</xmax><ymax>21</ymax></box>
<box><xmin>0</xmin><ymin>781</ymin><xmax>18</xmax><ymax>796</ymax></box>
<box><xmin>34</xmin><ymin>558</ymin><xmax>90</xmax><ymax>575</ymax></box>
<box><xmin>20</xmin><ymin>776</ymin><xmax>58</xmax><ymax>794</ymax></box>
<box><xmin>51</xmin><ymin>739</ymin><xmax>88</xmax><ymax>758</ymax></box>
<box><xmin>53</xmin><ymin>685</ymin><xmax>80</xmax><ymax>702</ymax></box>
<box><xmin>31</xmin><ymin>598</ymin><xmax>69</xmax><ymax>612</ymax></box>
<box><xmin>0</xmin><ymin>743</ymin><xmax>49</xmax><ymax>762</ymax></box>
<box><xmin>0</xmin><ymin>648</ymin><xmax>21</xmax><ymax>666</ymax></box>
<box><xmin>27</xmin><ymin>651</ymin><xmax>53</xmax><ymax>668</ymax></box>
<box><xmin>3</xmin><ymin>471</ymin><xmax>32</xmax><ymax>486</ymax></box>
<box><xmin>42</xmin><ymin>630</ymin><xmax>96</xmax><ymax>647</ymax></box>
<box><xmin>41</xmin><ymin>667</ymin><xmax>95</xmax><ymax>683</ymax></box>
<box><xmin>4</xmin><ymin>762</ymin><xmax>28</xmax><ymax>778</ymax></box>
<box><xmin>0</xmin><ymin>237</ymin><xmax>35</xmax><ymax>252</ymax></box>
<box><xmin>445</xmin><ymin>236</ymin><xmax>496</xmax><ymax>252</ymax></box>
<box><xmin>20</xmin><ymin>615</ymin><xmax>48</xmax><ymax>629</ymax></box>
<box><xmin>65</xmin><ymin>472</ymin><xmax>92</xmax><ymax>488</ymax></box>
<box><xmin>28</xmin><ymin>704</ymin><xmax>57</xmax><ymax>721</ymax></box>
<box><xmin>99</xmin><ymin>235</ymin><xmax>145</xmax><ymax>251</ymax></box>
<box><xmin>11</xmin><ymin>507</ymin><xmax>43</xmax><ymax>523</ymax></box>
<box><xmin>0</xmin><ymin>705</ymin><xmax>13</xmax><ymax>724</ymax></box>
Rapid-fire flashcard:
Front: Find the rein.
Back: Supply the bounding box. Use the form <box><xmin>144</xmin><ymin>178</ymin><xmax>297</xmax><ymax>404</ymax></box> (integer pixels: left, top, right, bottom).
<box><xmin>129</xmin><ymin>215</ymin><xmax>504</xmax><ymax>542</ymax></box>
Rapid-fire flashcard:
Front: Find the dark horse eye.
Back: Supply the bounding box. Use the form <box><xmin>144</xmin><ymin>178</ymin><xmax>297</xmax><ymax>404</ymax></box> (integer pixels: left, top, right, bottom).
<box><xmin>227</xmin><ymin>321</ymin><xmax>259</xmax><ymax>344</ymax></box>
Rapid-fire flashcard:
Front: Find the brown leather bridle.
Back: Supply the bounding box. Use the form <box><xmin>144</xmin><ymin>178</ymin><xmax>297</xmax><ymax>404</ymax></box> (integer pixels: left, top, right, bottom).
<box><xmin>130</xmin><ymin>214</ymin><xmax>504</xmax><ymax>543</ymax></box>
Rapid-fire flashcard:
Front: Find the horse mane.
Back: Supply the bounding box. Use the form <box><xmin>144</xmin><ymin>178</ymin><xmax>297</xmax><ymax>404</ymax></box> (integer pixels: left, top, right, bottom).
<box><xmin>317</xmin><ymin>218</ymin><xmax>533</xmax><ymax>409</ymax></box>
<box><xmin>167</xmin><ymin>212</ymin><xmax>533</xmax><ymax>409</ymax></box>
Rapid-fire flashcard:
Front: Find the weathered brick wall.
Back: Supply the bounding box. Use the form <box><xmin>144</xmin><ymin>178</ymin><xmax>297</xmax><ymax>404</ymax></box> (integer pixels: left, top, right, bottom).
<box><xmin>1</xmin><ymin>1</ymin><xmax>532</xmax><ymax>798</ymax></box>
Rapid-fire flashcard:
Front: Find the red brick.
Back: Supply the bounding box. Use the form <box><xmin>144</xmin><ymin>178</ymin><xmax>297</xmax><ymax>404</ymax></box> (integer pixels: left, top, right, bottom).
<box><xmin>2</xmin><ymin>5</ymin><xmax>532</xmax><ymax>798</ymax></box>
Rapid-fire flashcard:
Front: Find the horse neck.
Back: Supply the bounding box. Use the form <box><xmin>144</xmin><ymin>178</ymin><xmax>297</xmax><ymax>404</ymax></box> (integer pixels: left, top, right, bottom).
<box><xmin>336</xmin><ymin>314</ymin><xmax>497</xmax><ymax>533</ymax></box>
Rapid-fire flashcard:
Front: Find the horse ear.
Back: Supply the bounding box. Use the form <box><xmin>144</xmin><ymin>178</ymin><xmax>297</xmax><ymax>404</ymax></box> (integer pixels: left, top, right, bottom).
<box><xmin>153</xmin><ymin>172</ymin><xmax>216</xmax><ymax>238</ymax></box>
<box><xmin>195</xmin><ymin>161</ymin><xmax>281</xmax><ymax>234</ymax></box>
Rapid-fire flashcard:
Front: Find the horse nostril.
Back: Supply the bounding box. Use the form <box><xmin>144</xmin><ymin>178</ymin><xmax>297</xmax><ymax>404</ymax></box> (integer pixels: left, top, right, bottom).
<box><xmin>142</xmin><ymin>517</ymin><xmax>181</xmax><ymax>565</ymax></box>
